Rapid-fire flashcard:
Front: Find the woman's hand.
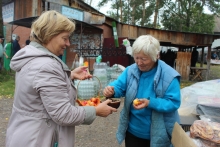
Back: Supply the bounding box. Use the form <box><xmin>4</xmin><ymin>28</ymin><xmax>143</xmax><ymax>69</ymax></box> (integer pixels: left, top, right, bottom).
<box><xmin>71</xmin><ymin>66</ymin><xmax>92</xmax><ymax>80</ymax></box>
<box><xmin>103</xmin><ymin>86</ymin><xmax>115</xmax><ymax>98</ymax></box>
<box><xmin>133</xmin><ymin>99</ymin><xmax>149</xmax><ymax>109</ymax></box>
<box><xmin>95</xmin><ymin>99</ymin><xmax>117</xmax><ymax>117</ymax></box>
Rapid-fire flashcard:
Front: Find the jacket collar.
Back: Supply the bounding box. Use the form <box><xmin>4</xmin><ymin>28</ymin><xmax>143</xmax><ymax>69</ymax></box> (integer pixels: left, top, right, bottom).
<box><xmin>129</xmin><ymin>64</ymin><xmax>141</xmax><ymax>80</ymax></box>
<box><xmin>129</xmin><ymin>61</ymin><xmax>159</xmax><ymax>81</ymax></box>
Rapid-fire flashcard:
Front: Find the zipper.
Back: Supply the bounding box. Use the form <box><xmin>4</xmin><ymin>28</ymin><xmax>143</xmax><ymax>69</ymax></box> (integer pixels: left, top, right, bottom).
<box><xmin>54</xmin><ymin>128</ymin><xmax>59</xmax><ymax>147</ymax></box>
<box><xmin>51</xmin><ymin>129</ymin><xmax>59</xmax><ymax>147</ymax></box>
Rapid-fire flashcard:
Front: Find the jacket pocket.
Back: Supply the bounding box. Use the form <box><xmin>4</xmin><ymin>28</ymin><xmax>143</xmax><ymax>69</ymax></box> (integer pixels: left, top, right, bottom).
<box><xmin>35</xmin><ymin>119</ymin><xmax>56</xmax><ymax>147</ymax></box>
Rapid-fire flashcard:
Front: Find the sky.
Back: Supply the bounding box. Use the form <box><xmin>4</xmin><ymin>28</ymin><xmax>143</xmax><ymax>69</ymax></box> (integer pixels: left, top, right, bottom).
<box><xmin>90</xmin><ymin>0</ymin><xmax>110</xmax><ymax>15</ymax></box>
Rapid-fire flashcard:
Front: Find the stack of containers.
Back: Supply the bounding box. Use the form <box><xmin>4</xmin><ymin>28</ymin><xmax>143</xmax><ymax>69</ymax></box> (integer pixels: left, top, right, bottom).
<box><xmin>110</xmin><ymin>65</ymin><xmax>123</xmax><ymax>81</ymax></box>
<box><xmin>106</xmin><ymin>66</ymin><xmax>117</xmax><ymax>83</ymax></box>
<box><xmin>74</xmin><ymin>79</ymin><xmax>98</xmax><ymax>99</ymax></box>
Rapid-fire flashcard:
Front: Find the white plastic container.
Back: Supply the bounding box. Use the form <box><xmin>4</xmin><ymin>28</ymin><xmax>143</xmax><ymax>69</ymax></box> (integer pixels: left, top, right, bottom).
<box><xmin>75</xmin><ymin>79</ymin><xmax>98</xmax><ymax>99</ymax></box>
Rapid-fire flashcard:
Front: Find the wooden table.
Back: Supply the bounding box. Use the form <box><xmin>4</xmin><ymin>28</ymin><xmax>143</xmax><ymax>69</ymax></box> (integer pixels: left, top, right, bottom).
<box><xmin>190</xmin><ymin>67</ymin><xmax>207</xmax><ymax>81</ymax></box>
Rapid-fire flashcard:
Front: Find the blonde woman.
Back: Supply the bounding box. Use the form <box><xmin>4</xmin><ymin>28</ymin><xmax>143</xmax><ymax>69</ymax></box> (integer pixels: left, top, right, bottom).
<box><xmin>6</xmin><ymin>10</ymin><xmax>116</xmax><ymax>147</ymax></box>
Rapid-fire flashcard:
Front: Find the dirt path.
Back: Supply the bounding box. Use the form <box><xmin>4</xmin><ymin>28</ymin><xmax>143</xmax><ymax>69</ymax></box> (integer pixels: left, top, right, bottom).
<box><xmin>0</xmin><ymin>98</ymin><xmax>12</xmax><ymax>147</ymax></box>
<box><xmin>0</xmin><ymin>97</ymin><xmax>125</xmax><ymax>147</ymax></box>
<box><xmin>1</xmin><ymin>65</ymin><xmax>219</xmax><ymax>147</ymax></box>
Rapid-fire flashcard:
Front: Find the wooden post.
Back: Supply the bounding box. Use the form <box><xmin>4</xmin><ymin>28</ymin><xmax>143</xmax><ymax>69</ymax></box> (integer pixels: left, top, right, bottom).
<box><xmin>200</xmin><ymin>47</ymin><xmax>204</xmax><ymax>67</ymax></box>
<box><xmin>207</xmin><ymin>46</ymin><xmax>211</xmax><ymax>79</ymax></box>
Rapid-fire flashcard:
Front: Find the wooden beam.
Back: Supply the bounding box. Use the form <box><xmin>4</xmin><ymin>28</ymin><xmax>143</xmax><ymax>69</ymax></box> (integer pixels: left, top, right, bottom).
<box><xmin>117</xmin><ymin>23</ymin><xmax>220</xmax><ymax>47</ymax></box>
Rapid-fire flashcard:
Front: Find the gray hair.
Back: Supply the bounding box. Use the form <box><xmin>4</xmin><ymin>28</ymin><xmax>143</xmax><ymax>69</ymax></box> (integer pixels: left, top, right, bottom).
<box><xmin>132</xmin><ymin>35</ymin><xmax>161</xmax><ymax>62</ymax></box>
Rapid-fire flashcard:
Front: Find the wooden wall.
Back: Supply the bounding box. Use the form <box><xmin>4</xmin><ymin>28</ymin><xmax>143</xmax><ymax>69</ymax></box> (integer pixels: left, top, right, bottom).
<box><xmin>117</xmin><ymin>23</ymin><xmax>220</xmax><ymax>47</ymax></box>
<box><xmin>95</xmin><ymin>24</ymin><xmax>113</xmax><ymax>38</ymax></box>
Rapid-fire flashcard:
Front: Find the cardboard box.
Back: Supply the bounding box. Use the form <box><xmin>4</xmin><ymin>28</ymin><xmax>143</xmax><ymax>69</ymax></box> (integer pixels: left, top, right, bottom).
<box><xmin>172</xmin><ymin>122</ymin><xmax>197</xmax><ymax>147</ymax></box>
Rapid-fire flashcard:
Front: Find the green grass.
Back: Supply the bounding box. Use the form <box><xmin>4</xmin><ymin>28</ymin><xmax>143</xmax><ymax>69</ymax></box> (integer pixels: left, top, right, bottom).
<box><xmin>180</xmin><ymin>80</ymin><xmax>196</xmax><ymax>89</ymax></box>
<box><xmin>180</xmin><ymin>63</ymin><xmax>220</xmax><ymax>89</ymax></box>
<box><xmin>206</xmin><ymin>64</ymin><xmax>220</xmax><ymax>80</ymax></box>
<box><xmin>0</xmin><ymin>70</ymin><xmax>15</xmax><ymax>98</ymax></box>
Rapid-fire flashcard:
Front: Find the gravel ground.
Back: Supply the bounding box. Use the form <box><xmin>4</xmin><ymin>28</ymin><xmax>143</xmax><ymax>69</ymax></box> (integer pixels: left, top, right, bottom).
<box><xmin>0</xmin><ymin>98</ymin><xmax>11</xmax><ymax>147</ymax></box>
<box><xmin>1</xmin><ymin>65</ymin><xmax>219</xmax><ymax>147</ymax></box>
<box><xmin>0</xmin><ymin>97</ymin><xmax>125</xmax><ymax>147</ymax></box>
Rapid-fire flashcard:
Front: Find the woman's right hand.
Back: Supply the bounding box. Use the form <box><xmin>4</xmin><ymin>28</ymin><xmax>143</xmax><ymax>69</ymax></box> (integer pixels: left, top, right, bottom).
<box><xmin>103</xmin><ymin>86</ymin><xmax>115</xmax><ymax>98</ymax></box>
<box><xmin>95</xmin><ymin>99</ymin><xmax>117</xmax><ymax>117</ymax></box>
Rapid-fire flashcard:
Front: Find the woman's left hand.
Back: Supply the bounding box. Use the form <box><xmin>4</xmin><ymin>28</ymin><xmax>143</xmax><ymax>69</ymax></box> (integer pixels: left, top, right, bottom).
<box><xmin>71</xmin><ymin>66</ymin><xmax>92</xmax><ymax>80</ymax></box>
<box><xmin>133</xmin><ymin>99</ymin><xmax>149</xmax><ymax>109</ymax></box>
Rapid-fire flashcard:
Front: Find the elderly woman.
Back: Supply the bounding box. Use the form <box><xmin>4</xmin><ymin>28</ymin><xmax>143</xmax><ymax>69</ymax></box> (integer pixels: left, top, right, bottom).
<box><xmin>103</xmin><ymin>35</ymin><xmax>181</xmax><ymax>147</ymax></box>
<box><xmin>6</xmin><ymin>10</ymin><xmax>116</xmax><ymax>147</ymax></box>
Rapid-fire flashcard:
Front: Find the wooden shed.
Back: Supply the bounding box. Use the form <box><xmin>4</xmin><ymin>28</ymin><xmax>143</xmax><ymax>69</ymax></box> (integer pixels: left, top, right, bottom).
<box><xmin>103</xmin><ymin>16</ymin><xmax>220</xmax><ymax>80</ymax></box>
<box><xmin>6</xmin><ymin>0</ymin><xmax>220</xmax><ymax>80</ymax></box>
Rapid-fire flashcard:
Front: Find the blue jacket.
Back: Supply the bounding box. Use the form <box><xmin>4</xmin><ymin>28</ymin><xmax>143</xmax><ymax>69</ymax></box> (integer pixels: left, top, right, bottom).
<box><xmin>111</xmin><ymin>60</ymin><xmax>181</xmax><ymax>147</ymax></box>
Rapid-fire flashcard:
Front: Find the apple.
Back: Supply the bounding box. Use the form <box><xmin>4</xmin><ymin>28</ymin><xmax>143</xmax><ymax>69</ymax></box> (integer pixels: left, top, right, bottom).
<box><xmin>91</xmin><ymin>98</ymin><xmax>97</xmax><ymax>103</ymax></box>
<box><xmin>90</xmin><ymin>102</ymin><xmax>95</xmax><ymax>106</ymax></box>
<box><xmin>133</xmin><ymin>99</ymin><xmax>142</xmax><ymax>106</ymax></box>
<box><xmin>87</xmin><ymin>101</ymin><xmax>95</xmax><ymax>106</ymax></box>
<box><xmin>82</xmin><ymin>101</ymin><xmax>87</xmax><ymax>105</ymax></box>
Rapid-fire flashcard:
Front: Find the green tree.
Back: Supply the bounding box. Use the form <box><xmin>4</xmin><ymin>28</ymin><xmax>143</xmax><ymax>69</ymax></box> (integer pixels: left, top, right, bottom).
<box><xmin>96</xmin><ymin>0</ymin><xmax>219</xmax><ymax>33</ymax></box>
<box><xmin>97</xmin><ymin>0</ymin><xmax>157</xmax><ymax>27</ymax></box>
<box><xmin>153</xmin><ymin>0</ymin><xmax>166</xmax><ymax>28</ymax></box>
<box><xmin>161</xmin><ymin>0</ymin><xmax>216</xmax><ymax>33</ymax></box>
<box><xmin>201</xmin><ymin>0</ymin><xmax>220</xmax><ymax>15</ymax></box>
<box><xmin>98</xmin><ymin>0</ymin><xmax>122</xmax><ymax>21</ymax></box>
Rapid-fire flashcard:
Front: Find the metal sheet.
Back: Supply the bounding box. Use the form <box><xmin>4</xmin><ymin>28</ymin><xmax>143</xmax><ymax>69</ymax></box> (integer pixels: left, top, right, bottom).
<box><xmin>8</xmin><ymin>17</ymin><xmax>103</xmax><ymax>31</ymax></box>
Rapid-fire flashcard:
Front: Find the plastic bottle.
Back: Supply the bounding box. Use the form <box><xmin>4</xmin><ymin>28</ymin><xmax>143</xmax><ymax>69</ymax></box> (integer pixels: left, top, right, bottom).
<box><xmin>93</xmin><ymin>56</ymin><xmax>108</xmax><ymax>96</ymax></box>
<box><xmin>79</xmin><ymin>56</ymin><xmax>84</xmax><ymax>66</ymax></box>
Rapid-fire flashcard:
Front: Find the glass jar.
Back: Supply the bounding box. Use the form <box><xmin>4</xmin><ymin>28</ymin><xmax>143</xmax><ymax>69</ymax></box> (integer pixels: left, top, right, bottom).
<box><xmin>93</xmin><ymin>62</ymin><xmax>108</xmax><ymax>96</ymax></box>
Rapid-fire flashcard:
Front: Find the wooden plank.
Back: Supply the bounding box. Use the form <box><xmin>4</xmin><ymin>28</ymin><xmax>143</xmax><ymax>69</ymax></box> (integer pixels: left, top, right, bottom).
<box><xmin>175</xmin><ymin>52</ymin><xmax>191</xmax><ymax>80</ymax></box>
<box><xmin>124</xmin><ymin>27</ymin><xmax>220</xmax><ymax>47</ymax></box>
<box><xmin>129</xmin><ymin>25</ymin><xmax>137</xmax><ymax>39</ymax></box>
<box><xmin>121</xmin><ymin>24</ymin><xmax>129</xmax><ymax>37</ymax></box>
<box><xmin>84</xmin><ymin>12</ymin><xmax>106</xmax><ymax>24</ymax></box>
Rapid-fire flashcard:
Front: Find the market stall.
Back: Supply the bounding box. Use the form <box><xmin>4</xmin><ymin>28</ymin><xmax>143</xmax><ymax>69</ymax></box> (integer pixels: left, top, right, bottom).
<box><xmin>179</xmin><ymin>79</ymin><xmax>220</xmax><ymax>146</ymax></box>
<box><xmin>179</xmin><ymin>79</ymin><xmax>220</xmax><ymax>120</ymax></box>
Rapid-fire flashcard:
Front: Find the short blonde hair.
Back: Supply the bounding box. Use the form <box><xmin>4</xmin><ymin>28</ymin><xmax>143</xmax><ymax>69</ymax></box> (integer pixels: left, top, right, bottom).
<box><xmin>132</xmin><ymin>35</ymin><xmax>161</xmax><ymax>62</ymax></box>
<box><xmin>31</xmin><ymin>10</ymin><xmax>75</xmax><ymax>44</ymax></box>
